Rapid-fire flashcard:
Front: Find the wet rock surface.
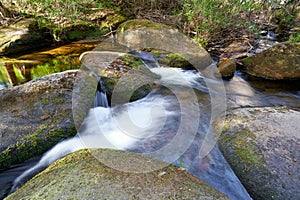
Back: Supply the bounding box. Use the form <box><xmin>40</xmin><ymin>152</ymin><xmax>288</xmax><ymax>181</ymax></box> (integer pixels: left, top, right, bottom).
<box><xmin>0</xmin><ymin>70</ymin><xmax>78</xmax><ymax>169</ymax></box>
<box><xmin>0</xmin><ymin>18</ymin><xmax>51</xmax><ymax>55</ymax></box>
<box><xmin>5</xmin><ymin>149</ymin><xmax>229</xmax><ymax>200</ymax></box>
<box><xmin>240</xmin><ymin>42</ymin><xmax>300</xmax><ymax>80</ymax></box>
<box><xmin>116</xmin><ymin>20</ymin><xmax>212</xmax><ymax>70</ymax></box>
<box><xmin>219</xmin><ymin>107</ymin><xmax>300</xmax><ymax>200</ymax></box>
<box><xmin>217</xmin><ymin>58</ymin><xmax>236</xmax><ymax>78</ymax></box>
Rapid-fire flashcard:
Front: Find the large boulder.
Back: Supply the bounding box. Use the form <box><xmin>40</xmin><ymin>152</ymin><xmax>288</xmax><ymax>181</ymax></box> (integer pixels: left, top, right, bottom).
<box><xmin>240</xmin><ymin>42</ymin><xmax>300</xmax><ymax>80</ymax></box>
<box><xmin>0</xmin><ymin>70</ymin><xmax>78</xmax><ymax>169</ymax></box>
<box><xmin>116</xmin><ymin>20</ymin><xmax>212</xmax><ymax>71</ymax></box>
<box><xmin>0</xmin><ymin>18</ymin><xmax>51</xmax><ymax>55</ymax></box>
<box><xmin>79</xmin><ymin>40</ymin><xmax>155</xmax><ymax>105</ymax></box>
<box><xmin>80</xmin><ymin>20</ymin><xmax>215</xmax><ymax>105</ymax></box>
<box><xmin>6</xmin><ymin>148</ymin><xmax>229</xmax><ymax>200</ymax></box>
<box><xmin>219</xmin><ymin>107</ymin><xmax>300</xmax><ymax>200</ymax></box>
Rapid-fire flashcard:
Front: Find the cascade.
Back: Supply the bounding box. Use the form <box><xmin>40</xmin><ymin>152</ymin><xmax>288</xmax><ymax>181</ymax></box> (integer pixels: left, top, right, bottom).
<box><xmin>9</xmin><ymin>50</ymin><xmax>252</xmax><ymax>200</ymax></box>
<box><xmin>94</xmin><ymin>76</ymin><xmax>109</xmax><ymax>108</ymax></box>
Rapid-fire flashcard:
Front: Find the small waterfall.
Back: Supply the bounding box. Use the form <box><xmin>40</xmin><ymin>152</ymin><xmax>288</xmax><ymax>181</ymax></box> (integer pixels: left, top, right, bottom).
<box><xmin>94</xmin><ymin>78</ymin><xmax>109</xmax><ymax>108</ymax></box>
<box><xmin>10</xmin><ymin>51</ymin><xmax>252</xmax><ymax>200</ymax></box>
<box><xmin>9</xmin><ymin>74</ymin><xmax>109</xmax><ymax>193</ymax></box>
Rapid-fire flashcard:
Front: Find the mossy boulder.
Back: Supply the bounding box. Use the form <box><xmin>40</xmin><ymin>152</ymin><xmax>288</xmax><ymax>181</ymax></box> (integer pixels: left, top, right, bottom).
<box><xmin>0</xmin><ymin>18</ymin><xmax>51</xmax><ymax>55</ymax></box>
<box><xmin>6</xmin><ymin>148</ymin><xmax>229</xmax><ymax>199</ymax></box>
<box><xmin>0</xmin><ymin>70</ymin><xmax>78</xmax><ymax>169</ymax></box>
<box><xmin>50</xmin><ymin>9</ymin><xmax>126</xmax><ymax>42</ymax></box>
<box><xmin>240</xmin><ymin>42</ymin><xmax>300</xmax><ymax>80</ymax></box>
<box><xmin>117</xmin><ymin>19</ymin><xmax>171</xmax><ymax>33</ymax></box>
<box><xmin>80</xmin><ymin>40</ymin><xmax>158</xmax><ymax>104</ymax></box>
<box><xmin>116</xmin><ymin>20</ymin><xmax>212</xmax><ymax>71</ymax></box>
<box><xmin>118</xmin><ymin>20</ymin><xmax>198</xmax><ymax>69</ymax></box>
<box><xmin>219</xmin><ymin>107</ymin><xmax>300</xmax><ymax>200</ymax></box>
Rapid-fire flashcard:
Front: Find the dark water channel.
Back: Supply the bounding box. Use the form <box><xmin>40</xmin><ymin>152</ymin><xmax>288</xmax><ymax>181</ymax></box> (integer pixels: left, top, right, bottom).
<box><xmin>0</xmin><ymin>157</ymin><xmax>40</xmax><ymax>199</ymax></box>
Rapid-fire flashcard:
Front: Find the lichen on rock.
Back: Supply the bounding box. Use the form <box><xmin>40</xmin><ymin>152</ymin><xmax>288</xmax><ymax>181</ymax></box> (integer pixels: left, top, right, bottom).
<box><xmin>240</xmin><ymin>42</ymin><xmax>300</xmax><ymax>80</ymax></box>
<box><xmin>0</xmin><ymin>70</ymin><xmax>78</xmax><ymax>169</ymax></box>
<box><xmin>6</xmin><ymin>148</ymin><xmax>230</xmax><ymax>200</ymax></box>
<box><xmin>219</xmin><ymin>107</ymin><xmax>300</xmax><ymax>199</ymax></box>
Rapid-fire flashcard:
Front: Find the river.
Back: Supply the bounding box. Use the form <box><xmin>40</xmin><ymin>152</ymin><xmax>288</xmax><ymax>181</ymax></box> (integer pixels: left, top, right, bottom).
<box><xmin>0</xmin><ymin>42</ymin><xmax>299</xmax><ymax>199</ymax></box>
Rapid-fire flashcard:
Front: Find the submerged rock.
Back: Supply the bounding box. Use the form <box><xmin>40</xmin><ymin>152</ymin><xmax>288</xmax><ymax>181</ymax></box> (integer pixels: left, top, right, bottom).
<box><xmin>0</xmin><ymin>41</ymin><xmax>100</xmax><ymax>88</ymax></box>
<box><xmin>219</xmin><ymin>107</ymin><xmax>300</xmax><ymax>200</ymax></box>
<box><xmin>6</xmin><ymin>149</ymin><xmax>229</xmax><ymax>200</ymax></box>
<box><xmin>0</xmin><ymin>70</ymin><xmax>78</xmax><ymax>169</ymax></box>
<box><xmin>240</xmin><ymin>42</ymin><xmax>300</xmax><ymax>80</ymax></box>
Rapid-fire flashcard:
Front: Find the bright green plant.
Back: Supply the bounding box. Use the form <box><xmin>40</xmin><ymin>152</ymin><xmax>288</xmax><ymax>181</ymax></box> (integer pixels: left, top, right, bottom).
<box><xmin>0</xmin><ymin>65</ymin><xmax>9</xmax><ymax>86</ymax></box>
<box><xmin>13</xmin><ymin>65</ymin><xmax>26</xmax><ymax>83</ymax></box>
<box><xmin>289</xmin><ymin>33</ymin><xmax>300</xmax><ymax>43</ymax></box>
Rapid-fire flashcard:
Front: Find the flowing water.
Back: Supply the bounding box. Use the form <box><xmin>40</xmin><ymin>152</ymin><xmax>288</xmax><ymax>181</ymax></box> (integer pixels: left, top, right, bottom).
<box><xmin>225</xmin><ymin>71</ymin><xmax>300</xmax><ymax>109</ymax></box>
<box><xmin>1</xmin><ymin>48</ymin><xmax>299</xmax><ymax>199</ymax></box>
<box><xmin>4</xmin><ymin>51</ymin><xmax>252</xmax><ymax>200</ymax></box>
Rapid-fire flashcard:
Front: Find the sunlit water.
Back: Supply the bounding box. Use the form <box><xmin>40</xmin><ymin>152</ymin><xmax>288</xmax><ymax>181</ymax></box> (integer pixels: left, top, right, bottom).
<box><xmin>225</xmin><ymin>71</ymin><xmax>300</xmax><ymax>109</ymax></box>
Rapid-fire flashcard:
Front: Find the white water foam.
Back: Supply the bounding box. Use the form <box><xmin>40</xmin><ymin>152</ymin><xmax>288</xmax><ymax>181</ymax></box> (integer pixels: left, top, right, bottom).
<box><xmin>10</xmin><ymin>67</ymin><xmax>252</xmax><ymax>200</ymax></box>
<box><xmin>79</xmin><ymin>94</ymin><xmax>176</xmax><ymax>149</ymax></box>
<box><xmin>10</xmin><ymin>68</ymin><xmax>198</xmax><ymax>192</ymax></box>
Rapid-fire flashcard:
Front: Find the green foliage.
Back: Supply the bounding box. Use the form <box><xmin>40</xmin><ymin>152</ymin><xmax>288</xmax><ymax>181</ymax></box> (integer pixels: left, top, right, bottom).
<box><xmin>10</xmin><ymin>0</ymin><xmax>114</xmax><ymax>26</ymax></box>
<box><xmin>179</xmin><ymin>0</ymin><xmax>259</xmax><ymax>46</ymax></box>
<box><xmin>260</xmin><ymin>0</ymin><xmax>300</xmax><ymax>24</ymax></box>
<box><xmin>0</xmin><ymin>64</ymin><xmax>9</xmax><ymax>86</ymax></box>
<box><xmin>289</xmin><ymin>33</ymin><xmax>300</xmax><ymax>43</ymax></box>
<box><xmin>13</xmin><ymin>65</ymin><xmax>26</xmax><ymax>83</ymax></box>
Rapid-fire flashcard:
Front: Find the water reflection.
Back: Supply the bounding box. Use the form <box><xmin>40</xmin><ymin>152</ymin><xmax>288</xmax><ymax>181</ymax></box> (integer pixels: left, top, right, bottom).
<box><xmin>0</xmin><ymin>41</ymin><xmax>100</xmax><ymax>89</ymax></box>
<box><xmin>0</xmin><ymin>58</ymin><xmax>80</xmax><ymax>88</ymax></box>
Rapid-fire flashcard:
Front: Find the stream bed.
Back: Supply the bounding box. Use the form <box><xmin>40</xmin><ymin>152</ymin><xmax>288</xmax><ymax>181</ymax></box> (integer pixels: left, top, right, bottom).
<box><xmin>0</xmin><ymin>41</ymin><xmax>299</xmax><ymax>199</ymax></box>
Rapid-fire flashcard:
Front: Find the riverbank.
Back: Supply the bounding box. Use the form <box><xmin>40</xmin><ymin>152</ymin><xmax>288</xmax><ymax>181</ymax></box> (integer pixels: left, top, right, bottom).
<box><xmin>0</xmin><ymin>1</ymin><xmax>299</xmax><ymax>199</ymax></box>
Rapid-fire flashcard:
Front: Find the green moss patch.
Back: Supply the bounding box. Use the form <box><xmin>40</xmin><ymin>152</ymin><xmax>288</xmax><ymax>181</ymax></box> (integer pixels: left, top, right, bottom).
<box><xmin>0</xmin><ymin>113</ymin><xmax>76</xmax><ymax>169</ymax></box>
<box><xmin>220</xmin><ymin>130</ymin><xmax>264</xmax><ymax>168</ymax></box>
<box><xmin>6</xmin><ymin>149</ymin><xmax>229</xmax><ymax>200</ymax></box>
